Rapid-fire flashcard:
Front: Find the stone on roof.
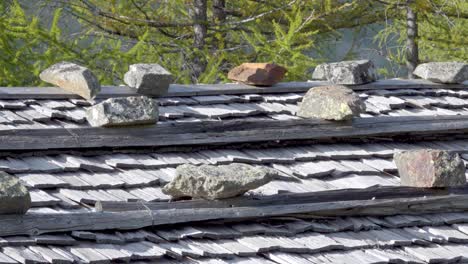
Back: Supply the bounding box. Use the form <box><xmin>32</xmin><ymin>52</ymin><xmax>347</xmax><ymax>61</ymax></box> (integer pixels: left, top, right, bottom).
<box><xmin>228</xmin><ymin>63</ymin><xmax>287</xmax><ymax>86</ymax></box>
<box><xmin>0</xmin><ymin>171</ymin><xmax>31</xmax><ymax>214</ymax></box>
<box><xmin>312</xmin><ymin>60</ymin><xmax>377</xmax><ymax>85</ymax></box>
<box><xmin>39</xmin><ymin>61</ymin><xmax>101</xmax><ymax>100</ymax></box>
<box><xmin>163</xmin><ymin>163</ymin><xmax>278</xmax><ymax>200</ymax></box>
<box><xmin>0</xmin><ymin>79</ymin><xmax>467</xmax><ymax>263</ymax></box>
<box><xmin>86</xmin><ymin>96</ymin><xmax>158</xmax><ymax>127</ymax></box>
<box><xmin>124</xmin><ymin>63</ymin><xmax>174</xmax><ymax>96</ymax></box>
<box><xmin>414</xmin><ymin>62</ymin><xmax>468</xmax><ymax>84</ymax></box>
<box><xmin>297</xmin><ymin>85</ymin><xmax>365</xmax><ymax>120</ymax></box>
<box><xmin>394</xmin><ymin>149</ymin><xmax>466</xmax><ymax>187</ymax></box>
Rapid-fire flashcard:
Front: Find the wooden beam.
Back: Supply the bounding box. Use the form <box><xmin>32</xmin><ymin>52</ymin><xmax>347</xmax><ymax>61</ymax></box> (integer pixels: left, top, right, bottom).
<box><xmin>2</xmin><ymin>186</ymin><xmax>468</xmax><ymax>236</ymax></box>
<box><xmin>96</xmin><ymin>185</ymin><xmax>464</xmax><ymax>212</ymax></box>
<box><xmin>0</xmin><ymin>79</ymin><xmax>466</xmax><ymax>99</ymax></box>
<box><xmin>0</xmin><ymin>115</ymin><xmax>468</xmax><ymax>151</ymax></box>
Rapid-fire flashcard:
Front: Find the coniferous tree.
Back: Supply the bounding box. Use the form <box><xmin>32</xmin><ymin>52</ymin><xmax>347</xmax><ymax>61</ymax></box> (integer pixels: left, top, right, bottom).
<box><xmin>1</xmin><ymin>0</ymin><xmax>466</xmax><ymax>86</ymax></box>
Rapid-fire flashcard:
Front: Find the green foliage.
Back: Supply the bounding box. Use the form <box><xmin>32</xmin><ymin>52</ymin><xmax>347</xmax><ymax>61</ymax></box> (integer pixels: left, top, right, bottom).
<box><xmin>241</xmin><ymin>5</ymin><xmax>317</xmax><ymax>81</ymax></box>
<box><xmin>375</xmin><ymin>0</ymin><xmax>468</xmax><ymax>67</ymax></box>
<box><xmin>1</xmin><ymin>0</ymin><xmax>330</xmax><ymax>85</ymax></box>
<box><xmin>0</xmin><ymin>0</ymin><xmax>466</xmax><ymax>86</ymax></box>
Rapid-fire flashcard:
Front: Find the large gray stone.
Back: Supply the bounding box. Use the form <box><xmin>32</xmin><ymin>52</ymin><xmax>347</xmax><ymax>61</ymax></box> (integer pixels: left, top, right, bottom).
<box><xmin>124</xmin><ymin>64</ymin><xmax>174</xmax><ymax>96</ymax></box>
<box><xmin>162</xmin><ymin>163</ymin><xmax>278</xmax><ymax>200</ymax></box>
<box><xmin>413</xmin><ymin>62</ymin><xmax>468</xmax><ymax>84</ymax></box>
<box><xmin>297</xmin><ymin>85</ymin><xmax>366</xmax><ymax>121</ymax></box>
<box><xmin>39</xmin><ymin>61</ymin><xmax>101</xmax><ymax>100</ymax></box>
<box><xmin>394</xmin><ymin>149</ymin><xmax>466</xmax><ymax>188</ymax></box>
<box><xmin>312</xmin><ymin>60</ymin><xmax>377</xmax><ymax>85</ymax></box>
<box><xmin>86</xmin><ymin>96</ymin><xmax>158</xmax><ymax>127</ymax></box>
<box><xmin>0</xmin><ymin>172</ymin><xmax>31</xmax><ymax>214</ymax></box>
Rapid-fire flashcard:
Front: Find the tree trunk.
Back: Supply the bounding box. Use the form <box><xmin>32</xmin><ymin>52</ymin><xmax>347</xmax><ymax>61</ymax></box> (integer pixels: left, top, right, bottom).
<box><xmin>212</xmin><ymin>0</ymin><xmax>226</xmax><ymax>48</ymax></box>
<box><xmin>213</xmin><ymin>0</ymin><xmax>226</xmax><ymax>23</ymax></box>
<box><xmin>192</xmin><ymin>0</ymin><xmax>208</xmax><ymax>83</ymax></box>
<box><xmin>406</xmin><ymin>1</ymin><xmax>419</xmax><ymax>79</ymax></box>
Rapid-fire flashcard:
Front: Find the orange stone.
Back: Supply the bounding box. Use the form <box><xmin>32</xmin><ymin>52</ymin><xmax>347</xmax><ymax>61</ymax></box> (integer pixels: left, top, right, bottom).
<box><xmin>227</xmin><ymin>63</ymin><xmax>287</xmax><ymax>86</ymax></box>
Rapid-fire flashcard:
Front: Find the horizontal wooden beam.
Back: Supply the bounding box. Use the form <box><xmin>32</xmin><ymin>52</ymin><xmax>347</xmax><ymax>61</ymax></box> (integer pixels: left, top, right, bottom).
<box><xmin>2</xmin><ymin>186</ymin><xmax>468</xmax><ymax>236</ymax></box>
<box><xmin>0</xmin><ymin>79</ymin><xmax>466</xmax><ymax>99</ymax></box>
<box><xmin>96</xmin><ymin>185</ymin><xmax>463</xmax><ymax>212</ymax></box>
<box><xmin>0</xmin><ymin>115</ymin><xmax>468</xmax><ymax>151</ymax></box>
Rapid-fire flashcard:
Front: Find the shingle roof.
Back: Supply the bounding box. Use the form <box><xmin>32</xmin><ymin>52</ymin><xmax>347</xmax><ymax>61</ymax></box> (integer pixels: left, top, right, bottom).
<box><xmin>1</xmin><ymin>80</ymin><xmax>468</xmax><ymax>130</ymax></box>
<box><xmin>1</xmin><ymin>80</ymin><xmax>468</xmax><ymax>263</ymax></box>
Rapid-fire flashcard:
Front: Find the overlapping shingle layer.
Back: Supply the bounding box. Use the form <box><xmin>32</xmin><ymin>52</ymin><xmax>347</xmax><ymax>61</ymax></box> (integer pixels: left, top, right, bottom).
<box><xmin>2</xmin><ymin>85</ymin><xmax>468</xmax><ymax>129</ymax></box>
<box><xmin>1</xmin><ymin>81</ymin><xmax>468</xmax><ymax>263</ymax></box>
<box><xmin>7</xmin><ymin>139</ymin><xmax>468</xmax><ymax>208</ymax></box>
<box><xmin>3</xmin><ymin>211</ymin><xmax>468</xmax><ymax>263</ymax></box>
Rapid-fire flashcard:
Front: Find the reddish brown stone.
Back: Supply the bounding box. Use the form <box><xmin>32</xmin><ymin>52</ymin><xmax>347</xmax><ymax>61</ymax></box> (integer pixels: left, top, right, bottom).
<box><xmin>394</xmin><ymin>149</ymin><xmax>466</xmax><ymax>188</ymax></box>
<box><xmin>227</xmin><ymin>63</ymin><xmax>287</xmax><ymax>86</ymax></box>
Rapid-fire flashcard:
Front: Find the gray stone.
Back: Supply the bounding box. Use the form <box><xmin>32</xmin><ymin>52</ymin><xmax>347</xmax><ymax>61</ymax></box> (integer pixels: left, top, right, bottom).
<box><xmin>394</xmin><ymin>149</ymin><xmax>466</xmax><ymax>188</ymax></box>
<box><xmin>312</xmin><ymin>60</ymin><xmax>377</xmax><ymax>85</ymax></box>
<box><xmin>39</xmin><ymin>61</ymin><xmax>101</xmax><ymax>100</ymax></box>
<box><xmin>86</xmin><ymin>96</ymin><xmax>158</xmax><ymax>127</ymax></box>
<box><xmin>124</xmin><ymin>64</ymin><xmax>174</xmax><ymax>96</ymax></box>
<box><xmin>297</xmin><ymin>85</ymin><xmax>366</xmax><ymax>121</ymax></box>
<box><xmin>0</xmin><ymin>172</ymin><xmax>31</xmax><ymax>214</ymax></box>
<box><xmin>413</xmin><ymin>62</ymin><xmax>468</xmax><ymax>84</ymax></box>
<box><xmin>162</xmin><ymin>163</ymin><xmax>278</xmax><ymax>200</ymax></box>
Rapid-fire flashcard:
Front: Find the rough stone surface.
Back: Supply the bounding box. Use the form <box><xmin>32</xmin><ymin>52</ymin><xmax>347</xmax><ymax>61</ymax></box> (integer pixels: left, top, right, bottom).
<box><xmin>394</xmin><ymin>149</ymin><xmax>466</xmax><ymax>188</ymax></box>
<box><xmin>227</xmin><ymin>63</ymin><xmax>287</xmax><ymax>86</ymax></box>
<box><xmin>124</xmin><ymin>64</ymin><xmax>174</xmax><ymax>96</ymax></box>
<box><xmin>312</xmin><ymin>60</ymin><xmax>377</xmax><ymax>85</ymax></box>
<box><xmin>86</xmin><ymin>96</ymin><xmax>158</xmax><ymax>127</ymax></box>
<box><xmin>162</xmin><ymin>163</ymin><xmax>279</xmax><ymax>200</ymax></box>
<box><xmin>0</xmin><ymin>172</ymin><xmax>31</xmax><ymax>214</ymax></box>
<box><xmin>413</xmin><ymin>62</ymin><xmax>468</xmax><ymax>84</ymax></box>
<box><xmin>297</xmin><ymin>85</ymin><xmax>366</xmax><ymax>121</ymax></box>
<box><xmin>39</xmin><ymin>61</ymin><xmax>101</xmax><ymax>100</ymax></box>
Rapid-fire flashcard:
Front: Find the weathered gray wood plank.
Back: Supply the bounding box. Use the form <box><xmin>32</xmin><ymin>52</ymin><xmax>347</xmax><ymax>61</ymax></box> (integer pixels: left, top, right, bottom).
<box><xmin>1</xmin><ymin>186</ymin><xmax>468</xmax><ymax>236</ymax></box>
<box><xmin>96</xmin><ymin>185</ymin><xmax>468</xmax><ymax>212</ymax></box>
<box><xmin>1</xmin><ymin>115</ymin><xmax>468</xmax><ymax>151</ymax></box>
<box><xmin>0</xmin><ymin>79</ymin><xmax>466</xmax><ymax>99</ymax></box>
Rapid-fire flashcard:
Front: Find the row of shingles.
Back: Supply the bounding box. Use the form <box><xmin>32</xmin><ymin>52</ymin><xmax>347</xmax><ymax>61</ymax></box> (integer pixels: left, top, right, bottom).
<box><xmin>250</xmin><ymin>143</ymin><xmax>398</xmax><ymax>195</ymax></box>
<box><xmin>0</xmin><ymin>98</ymin><xmax>91</xmax><ymax>130</ymax></box>
<box><xmin>266</xmin><ymin>221</ymin><xmax>468</xmax><ymax>264</ymax></box>
<box><xmin>1</xmin><ymin>141</ymin><xmax>458</xmax><ymax>207</ymax></box>
<box><xmin>159</xmin><ymin>93</ymin><xmax>303</xmax><ymax>122</ymax></box>
<box><xmin>10</xmin><ymin>138</ymin><xmax>468</xmax><ymax>208</ymax></box>
<box><xmin>365</xmin><ymin>88</ymin><xmax>468</xmax><ymax>117</ymax></box>
<box><xmin>265</xmin><ymin>245</ymin><xmax>468</xmax><ymax>264</ymax></box>
<box><xmin>164</xmin><ymin>88</ymin><xmax>468</xmax><ymax>121</ymax></box>
<box><xmin>129</xmin><ymin>215</ymin><xmax>468</xmax><ymax>262</ymax></box>
<box><xmin>9</xmin><ymin>144</ymin><xmax>383</xmax><ymax>207</ymax></box>
<box><xmin>0</xmin><ymin>93</ymin><xmax>303</xmax><ymax>129</ymax></box>
<box><xmin>9</xmin><ymin>154</ymin><xmax>171</xmax><ymax>208</ymax></box>
<box><xmin>180</xmin><ymin>88</ymin><xmax>468</xmax><ymax>120</ymax></box>
<box><xmin>57</xmin><ymin>140</ymin><xmax>413</xmax><ymax>198</ymax></box>
<box><xmin>68</xmin><ymin>94</ymin><xmax>300</xmax><ymax>125</ymax></box>
<box><xmin>0</xmin><ymin>99</ymin><xmax>38</xmax><ymax>130</ymax></box>
<box><xmin>161</xmin><ymin>88</ymin><xmax>468</xmax><ymax>123</ymax></box>
<box><xmin>47</xmin><ymin>214</ymin><xmax>467</xmax><ymax>258</ymax></box>
<box><xmin>3</xmin><ymin>211</ymin><xmax>468</xmax><ymax>263</ymax></box>
<box><xmin>0</xmin><ymin>225</ymin><xmax>271</xmax><ymax>263</ymax></box>
<box><xmin>4</xmin><ymin>87</ymin><xmax>468</xmax><ymax>129</ymax></box>
<box><xmin>260</xmin><ymin>139</ymin><xmax>468</xmax><ymax>194</ymax></box>
<box><xmin>51</xmin><ymin>153</ymin><xmax>176</xmax><ymax>206</ymax></box>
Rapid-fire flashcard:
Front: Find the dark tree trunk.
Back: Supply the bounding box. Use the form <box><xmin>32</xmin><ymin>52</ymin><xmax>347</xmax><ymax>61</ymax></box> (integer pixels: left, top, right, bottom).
<box><xmin>212</xmin><ymin>0</ymin><xmax>226</xmax><ymax>50</ymax></box>
<box><xmin>213</xmin><ymin>0</ymin><xmax>226</xmax><ymax>23</ymax></box>
<box><xmin>406</xmin><ymin>1</ymin><xmax>419</xmax><ymax>79</ymax></box>
<box><xmin>192</xmin><ymin>0</ymin><xmax>208</xmax><ymax>82</ymax></box>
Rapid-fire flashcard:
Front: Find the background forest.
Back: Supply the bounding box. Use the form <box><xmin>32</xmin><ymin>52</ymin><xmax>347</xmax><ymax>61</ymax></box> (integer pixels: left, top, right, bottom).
<box><xmin>0</xmin><ymin>0</ymin><xmax>467</xmax><ymax>86</ymax></box>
